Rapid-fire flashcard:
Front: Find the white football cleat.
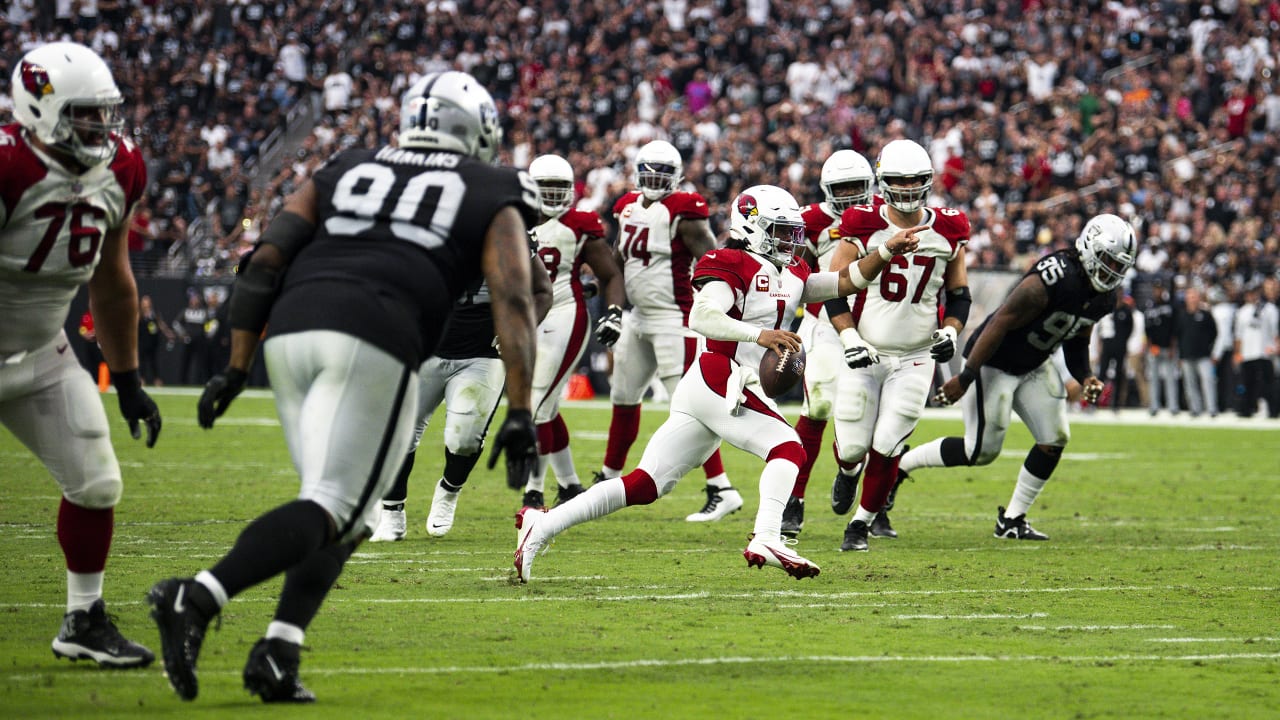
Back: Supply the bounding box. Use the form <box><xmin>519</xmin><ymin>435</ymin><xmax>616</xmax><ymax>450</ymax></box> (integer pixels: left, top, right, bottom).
<box><xmin>369</xmin><ymin>508</ymin><xmax>406</xmax><ymax>542</ymax></box>
<box><xmin>685</xmin><ymin>486</ymin><xmax>744</xmax><ymax>522</ymax></box>
<box><xmin>513</xmin><ymin>506</ymin><xmax>549</xmax><ymax>583</ymax></box>
<box><xmin>426</xmin><ymin>482</ymin><xmax>459</xmax><ymax>537</ymax></box>
<box><xmin>743</xmin><ymin>535</ymin><xmax>820</xmax><ymax>579</ymax></box>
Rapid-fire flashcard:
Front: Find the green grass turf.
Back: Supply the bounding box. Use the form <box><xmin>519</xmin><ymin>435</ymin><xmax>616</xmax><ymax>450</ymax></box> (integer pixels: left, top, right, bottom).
<box><xmin>2</xmin><ymin>389</ymin><xmax>1278</xmax><ymax>719</ymax></box>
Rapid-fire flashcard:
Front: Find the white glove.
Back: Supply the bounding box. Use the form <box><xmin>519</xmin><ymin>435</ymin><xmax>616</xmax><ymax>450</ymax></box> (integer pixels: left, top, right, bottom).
<box><xmin>930</xmin><ymin>326</ymin><xmax>958</xmax><ymax>362</ymax></box>
<box><xmin>840</xmin><ymin>327</ymin><xmax>879</xmax><ymax>369</ymax></box>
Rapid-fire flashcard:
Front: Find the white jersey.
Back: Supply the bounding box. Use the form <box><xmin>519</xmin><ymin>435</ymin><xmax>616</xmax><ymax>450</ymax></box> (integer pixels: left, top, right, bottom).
<box><xmin>611</xmin><ymin>189</ymin><xmax>710</xmax><ymax>330</ymax></box>
<box><xmin>531</xmin><ymin>208</ymin><xmax>605</xmax><ymax>310</ymax></box>
<box><xmin>836</xmin><ymin>203</ymin><xmax>968</xmax><ymax>354</ymax></box>
<box><xmin>693</xmin><ymin>247</ymin><xmax>813</xmax><ymax>372</ymax></box>
<box><xmin>0</xmin><ymin>124</ymin><xmax>146</xmax><ymax>354</ymax></box>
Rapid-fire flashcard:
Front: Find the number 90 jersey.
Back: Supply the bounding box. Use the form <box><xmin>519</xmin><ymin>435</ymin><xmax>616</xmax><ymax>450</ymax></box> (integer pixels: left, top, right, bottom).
<box><xmin>0</xmin><ymin>124</ymin><xmax>146</xmax><ymax>354</ymax></box>
<box><xmin>267</xmin><ymin>146</ymin><xmax>539</xmax><ymax>367</ymax></box>
<box><xmin>611</xmin><ymin>189</ymin><xmax>710</xmax><ymax>329</ymax></box>
<box><xmin>967</xmin><ymin>248</ymin><xmax>1117</xmax><ymax>376</ymax></box>
<box><xmin>837</xmin><ymin>203</ymin><xmax>967</xmax><ymax>354</ymax></box>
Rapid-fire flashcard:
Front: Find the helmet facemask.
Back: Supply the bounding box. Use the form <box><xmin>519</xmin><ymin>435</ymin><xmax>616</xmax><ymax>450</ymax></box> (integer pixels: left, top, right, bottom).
<box><xmin>60</xmin><ymin>100</ymin><xmax>124</xmax><ymax>167</ymax></box>
<box><xmin>879</xmin><ymin>173</ymin><xmax>932</xmax><ymax>214</ymax></box>
<box><xmin>823</xmin><ymin>178</ymin><xmax>872</xmax><ymax>213</ymax></box>
<box><xmin>749</xmin><ymin>216</ymin><xmax>804</xmax><ymax>268</ymax></box>
<box><xmin>637</xmin><ymin>162</ymin><xmax>680</xmax><ymax>201</ymax></box>
<box><xmin>535</xmin><ymin>179</ymin><xmax>574</xmax><ymax>217</ymax></box>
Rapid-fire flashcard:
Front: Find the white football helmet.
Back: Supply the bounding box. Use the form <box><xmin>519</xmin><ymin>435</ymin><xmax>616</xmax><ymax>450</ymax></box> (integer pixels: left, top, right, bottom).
<box><xmin>399</xmin><ymin>71</ymin><xmax>501</xmax><ymax>162</ymax></box>
<box><xmin>634</xmin><ymin>140</ymin><xmax>683</xmax><ymax>201</ymax></box>
<box><xmin>820</xmin><ymin>150</ymin><xmax>874</xmax><ymax>213</ymax></box>
<box><xmin>11</xmin><ymin>42</ymin><xmax>124</xmax><ymax>167</ymax></box>
<box><xmin>876</xmin><ymin>139</ymin><xmax>933</xmax><ymax>213</ymax></box>
<box><xmin>1076</xmin><ymin>213</ymin><xmax>1137</xmax><ymax>293</ymax></box>
<box><xmin>528</xmin><ymin>154</ymin><xmax>574</xmax><ymax>218</ymax></box>
<box><xmin>730</xmin><ymin>185</ymin><xmax>805</xmax><ymax>268</ymax></box>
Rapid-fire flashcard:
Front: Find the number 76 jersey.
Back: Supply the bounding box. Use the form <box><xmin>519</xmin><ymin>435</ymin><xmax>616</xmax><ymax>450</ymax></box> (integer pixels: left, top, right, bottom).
<box><xmin>968</xmin><ymin>248</ymin><xmax>1117</xmax><ymax>376</ymax></box>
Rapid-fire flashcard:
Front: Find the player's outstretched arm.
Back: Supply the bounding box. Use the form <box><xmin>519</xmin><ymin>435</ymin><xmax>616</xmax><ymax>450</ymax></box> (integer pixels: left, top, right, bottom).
<box><xmin>936</xmin><ymin>274</ymin><xmax>1047</xmax><ymax>405</ymax></box>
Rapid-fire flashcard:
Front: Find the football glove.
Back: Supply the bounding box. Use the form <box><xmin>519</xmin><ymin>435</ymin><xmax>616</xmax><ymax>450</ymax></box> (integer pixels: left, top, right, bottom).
<box><xmin>930</xmin><ymin>326</ymin><xmax>958</xmax><ymax>362</ymax></box>
<box><xmin>197</xmin><ymin>368</ymin><xmax>249</xmax><ymax>429</ymax></box>
<box><xmin>595</xmin><ymin>304</ymin><xmax>623</xmax><ymax>347</ymax></box>
<box><xmin>112</xmin><ymin>370</ymin><xmax>162</xmax><ymax>448</ymax></box>
<box><xmin>839</xmin><ymin>327</ymin><xmax>879</xmax><ymax>369</ymax></box>
<box><xmin>581</xmin><ymin>278</ymin><xmax>600</xmax><ymax>300</ymax></box>
<box><xmin>487</xmin><ymin>409</ymin><xmax>538</xmax><ymax>490</ymax></box>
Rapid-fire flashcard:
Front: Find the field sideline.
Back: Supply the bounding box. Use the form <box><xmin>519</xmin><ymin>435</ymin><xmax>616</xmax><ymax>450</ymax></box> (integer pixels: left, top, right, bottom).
<box><xmin>1</xmin><ymin>389</ymin><xmax>1277</xmax><ymax>719</ymax></box>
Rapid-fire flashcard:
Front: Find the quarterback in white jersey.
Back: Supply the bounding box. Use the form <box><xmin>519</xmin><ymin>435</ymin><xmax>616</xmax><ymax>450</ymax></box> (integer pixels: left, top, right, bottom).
<box><xmin>513</xmin><ymin>185</ymin><xmax>922</xmax><ymax>583</ymax></box>
<box><xmin>523</xmin><ymin>154</ymin><xmax>624</xmax><ymax>508</ymax></box>
<box><xmin>784</xmin><ymin>150</ymin><xmax>876</xmax><ymax>538</ymax></box>
<box><xmin>826</xmin><ymin>139</ymin><xmax>971</xmax><ymax>552</ymax></box>
<box><xmin>1</xmin><ymin>42</ymin><xmax>159</xmax><ymax>668</ymax></box>
<box><xmin>598</xmin><ymin>140</ymin><xmax>739</xmax><ymax>521</ymax></box>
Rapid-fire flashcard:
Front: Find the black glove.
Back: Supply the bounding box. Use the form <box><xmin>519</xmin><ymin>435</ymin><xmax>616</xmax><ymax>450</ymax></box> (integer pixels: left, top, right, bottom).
<box><xmin>582</xmin><ymin>278</ymin><xmax>600</xmax><ymax>299</ymax></box>
<box><xmin>112</xmin><ymin>370</ymin><xmax>162</xmax><ymax>448</ymax></box>
<box><xmin>198</xmin><ymin>368</ymin><xmax>249</xmax><ymax>429</ymax></box>
<box><xmin>487</xmin><ymin>409</ymin><xmax>538</xmax><ymax>490</ymax></box>
<box><xmin>929</xmin><ymin>327</ymin><xmax>957</xmax><ymax>362</ymax></box>
<box><xmin>594</xmin><ymin>304</ymin><xmax>623</xmax><ymax>347</ymax></box>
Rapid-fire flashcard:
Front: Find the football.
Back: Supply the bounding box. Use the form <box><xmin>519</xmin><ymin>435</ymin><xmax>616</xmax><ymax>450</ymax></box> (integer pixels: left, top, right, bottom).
<box><xmin>759</xmin><ymin>346</ymin><xmax>806</xmax><ymax>399</ymax></box>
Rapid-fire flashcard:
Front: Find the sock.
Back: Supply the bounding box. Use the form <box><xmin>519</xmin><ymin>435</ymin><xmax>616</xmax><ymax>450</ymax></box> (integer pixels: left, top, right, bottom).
<box><xmin>600</xmin><ymin>466</ymin><xmax>622</xmax><ymax>480</ymax></box>
<box><xmin>1006</xmin><ymin>446</ymin><xmax>1060</xmax><ymax>517</ymax></box>
<box><xmin>195</xmin><ymin>570</ymin><xmax>229</xmax><ymax>608</ymax></box>
<box><xmin>540</xmin><ymin>476</ymin><xmax>628</xmax><ymax>537</ymax></box>
<box><xmin>57</xmin><ymin>498</ymin><xmax>112</xmax><ymax>574</ymax></box>
<box><xmin>900</xmin><ymin>436</ymin><xmax>968</xmax><ymax>473</ymax></box>
<box><xmin>265</xmin><ymin>621</ymin><xmax>306</xmax><ymax>646</ymax></box>
<box><xmin>704</xmin><ymin>471</ymin><xmax>732</xmax><ymax>491</ymax></box>
<box><xmin>526</xmin><ymin>455</ymin><xmax>548</xmax><ymax>493</ymax></box>
<box><xmin>549</xmin><ymin>448</ymin><xmax>580</xmax><ymax>488</ymax></box>
<box><xmin>792</xmin><ymin>415</ymin><xmax>827</xmax><ymax>497</ymax></box>
<box><xmin>208</xmin><ymin>500</ymin><xmax>331</xmax><ymax>598</ymax></box>
<box><xmin>701</xmin><ymin>449</ymin><xmax>728</xmax><ymax>486</ymax></box>
<box><xmin>752</xmin><ymin>459</ymin><xmax>799</xmax><ymax>541</ymax></box>
<box><xmin>603</xmin><ymin>404</ymin><xmax>642</xmax><ymax>471</ymax></box>
<box><xmin>273</xmin><ymin>540</ymin><xmax>356</xmax><ymax>631</ymax></box>
<box><xmin>441</xmin><ymin>449</ymin><xmax>479</xmax><ymax>492</ymax></box>
<box><xmin>66</xmin><ymin>571</ymin><xmax>103</xmax><ymax>613</ymax></box>
<box><xmin>857</xmin><ymin>449</ymin><xmax>901</xmax><ymax>516</ymax></box>
<box><xmin>382</xmin><ymin>450</ymin><xmax>416</xmax><ymax>507</ymax></box>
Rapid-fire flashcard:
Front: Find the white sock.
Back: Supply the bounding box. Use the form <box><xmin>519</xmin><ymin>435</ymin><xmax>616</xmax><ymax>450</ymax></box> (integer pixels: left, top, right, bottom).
<box><xmin>526</xmin><ymin>455</ymin><xmax>548</xmax><ymax>493</ymax></box>
<box><xmin>1006</xmin><ymin>467</ymin><xmax>1049</xmax><ymax>517</ymax></box>
<box><xmin>705</xmin><ymin>472</ymin><xmax>732</xmax><ymax>491</ymax></box>
<box><xmin>541</xmin><ymin>478</ymin><xmax>627</xmax><ymax>537</ymax></box>
<box><xmin>852</xmin><ymin>506</ymin><xmax>877</xmax><ymax>525</ymax></box>
<box><xmin>601</xmin><ymin>466</ymin><xmax>622</xmax><ymax>480</ymax></box>
<box><xmin>899</xmin><ymin>438</ymin><xmax>945</xmax><ymax>474</ymax></box>
<box><xmin>549</xmin><ymin>447</ymin><xmax>580</xmax><ymax>488</ymax></box>
<box><xmin>195</xmin><ymin>570</ymin><xmax>229</xmax><ymax>608</ymax></box>
<box><xmin>66</xmin><ymin>571</ymin><xmax>103</xmax><ymax>613</ymax></box>
<box><xmin>265</xmin><ymin>620</ymin><xmax>305</xmax><ymax>646</ymax></box>
<box><xmin>751</xmin><ymin>460</ymin><xmax>796</xmax><ymax>541</ymax></box>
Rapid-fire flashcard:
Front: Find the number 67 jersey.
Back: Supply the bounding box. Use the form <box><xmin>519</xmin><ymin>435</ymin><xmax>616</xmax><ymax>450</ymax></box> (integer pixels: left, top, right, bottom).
<box><xmin>967</xmin><ymin>248</ymin><xmax>1117</xmax><ymax>376</ymax></box>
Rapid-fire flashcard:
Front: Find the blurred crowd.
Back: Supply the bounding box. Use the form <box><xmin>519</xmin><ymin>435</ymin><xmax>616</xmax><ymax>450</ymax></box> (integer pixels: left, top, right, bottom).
<box><xmin>4</xmin><ymin>0</ymin><xmax>1279</xmax><ymax>409</ymax></box>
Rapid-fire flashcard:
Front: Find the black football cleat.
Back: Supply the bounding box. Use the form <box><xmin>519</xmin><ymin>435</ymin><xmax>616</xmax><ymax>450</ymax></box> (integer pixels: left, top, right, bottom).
<box><xmin>147</xmin><ymin>578</ymin><xmax>215</xmax><ymax>701</ymax></box>
<box><xmin>869</xmin><ymin>510</ymin><xmax>897</xmax><ymax>539</ymax></box>
<box><xmin>994</xmin><ymin>506</ymin><xmax>1049</xmax><ymax>540</ymax></box>
<box><xmin>780</xmin><ymin>497</ymin><xmax>805</xmax><ymax>539</ymax></box>
<box><xmin>830</xmin><ymin>462</ymin><xmax>863</xmax><ymax>515</ymax></box>
<box><xmin>554</xmin><ymin>483</ymin><xmax>586</xmax><ymax>507</ymax></box>
<box><xmin>243</xmin><ymin>638</ymin><xmax>316</xmax><ymax>703</ymax></box>
<box><xmin>839</xmin><ymin>519</ymin><xmax>870</xmax><ymax>552</ymax></box>
<box><xmin>521</xmin><ymin>489</ymin><xmax>545</xmax><ymax>509</ymax></box>
<box><xmin>51</xmin><ymin>599</ymin><xmax>155</xmax><ymax>668</ymax></box>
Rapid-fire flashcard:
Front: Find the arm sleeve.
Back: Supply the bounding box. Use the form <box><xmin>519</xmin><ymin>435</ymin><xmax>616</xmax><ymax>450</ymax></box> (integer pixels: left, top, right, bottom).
<box><xmin>799</xmin><ymin>270</ymin><xmax>841</xmax><ymax>303</ymax></box>
<box><xmin>689</xmin><ymin>281</ymin><xmax>761</xmax><ymax>344</ymax></box>
<box><xmin>1062</xmin><ymin>334</ymin><xmax>1092</xmax><ymax>382</ymax></box>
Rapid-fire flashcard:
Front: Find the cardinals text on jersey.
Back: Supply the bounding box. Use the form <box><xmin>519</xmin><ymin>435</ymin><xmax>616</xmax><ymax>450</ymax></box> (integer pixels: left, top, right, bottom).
<box><xmin>0</xmin><ymin>124</ymin><xmax>146</xmax><ymax>353</ymax></box>
<box><xmin>836</xmin><ymin>203</ymin><xmax>968</xmax><ymax>354</ymax></box>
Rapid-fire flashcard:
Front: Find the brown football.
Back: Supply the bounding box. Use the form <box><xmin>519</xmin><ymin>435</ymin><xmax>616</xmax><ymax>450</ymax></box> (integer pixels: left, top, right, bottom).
<box><xmin>759</xmin><ymin>346</ymin><xmax>806</xmax><ymax>399</ymax></box>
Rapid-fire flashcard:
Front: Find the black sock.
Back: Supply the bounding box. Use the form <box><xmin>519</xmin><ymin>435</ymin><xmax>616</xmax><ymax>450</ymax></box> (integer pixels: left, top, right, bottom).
<box><xmin>209</xmin><ymin>500</ymin><xmax>331</xmax><ymax>598</ymax></box>
<box><xmin>441</xmin><ymin>449</ymin><xmax>480</xmax><ymax>492</ymax></box>
<box><xmin>382</xmin><ymin>450</ymin><xmax>416</xmax><ymax>506</ymax></box>
<box><xmin>273</xmin><ymin>540</ymin><xmax>357</xmax><ymax>630</ymax></box>
<box><xmin>940</xmin><ymin>437</ymin><xmax>970</xmax><ymax>466</ymax></box>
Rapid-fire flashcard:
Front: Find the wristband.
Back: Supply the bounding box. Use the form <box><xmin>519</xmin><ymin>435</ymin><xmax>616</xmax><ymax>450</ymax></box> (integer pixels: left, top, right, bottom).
<box><xmin>958</xmin><ymin>367</ymin><xmax>978</xmax><ymax>386</ymax></box>
<box><xmin>878</xmin><ymin>244</ymin><xmax>894</xmax><ymax>261</ymax></box>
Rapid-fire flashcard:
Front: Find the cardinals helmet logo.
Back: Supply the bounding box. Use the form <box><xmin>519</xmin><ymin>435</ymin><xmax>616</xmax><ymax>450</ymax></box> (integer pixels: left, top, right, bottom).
<box><xmin>20</xmin><ymin>60</ymin><xmax>53</xmax><ymax>98</ymax></box>
<box><xmin>736</xmin><ymin>193</ymin><xmax>758</xmax><ymax>219</ymax></box>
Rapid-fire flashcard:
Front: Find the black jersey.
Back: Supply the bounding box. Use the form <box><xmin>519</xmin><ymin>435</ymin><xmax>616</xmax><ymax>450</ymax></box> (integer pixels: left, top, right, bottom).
<box><xmin>966</xmin><ymin>249</ymin><xmax>1117</xmax><ymax>376</ymax></box>
<box><xmin>266</xmin><ymin>146</ymin><xmax>539</xmax><ymax>366</ymax></box>
<box><xmin>433</xmin><ymin>276</ymin><xmax>499</xmax><ymax>360</ymax></box>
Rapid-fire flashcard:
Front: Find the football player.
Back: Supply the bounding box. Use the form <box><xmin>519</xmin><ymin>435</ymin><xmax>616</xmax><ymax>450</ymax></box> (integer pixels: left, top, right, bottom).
<box><xmin>513</xmin><ymin>185</ymin><xmax>922</xmax><ymax>583</ymax></box>
<box><xmin>150</xmin><ymin>71</ymin><xmax>541</xmax><ymax>703</ymax></box>
<box><xmin>898</xmin><ymin>213</ymin><xmax>1137</xmax><ymax>540</ymax></box>
<box><xmin>1</xmin><ymin>42</ymin><xmax>160</xmax><ymax>669</ymax></box>
<box><xmin>782</xmin><ymin>149</ymin><xmax>876</xmax><ymax>539</ymax></box>
<box><xmin>594</xmin><ymin>140</ymin><xmax>742</xmax><ymax>522</ymax></box>
<box><xmin>825</xmin><ymin>139</ymin><xmax>972</xmax><ymax>552</ymax></box>
<box><xmin>520</xmin><ymin>154</ymin><xmax>625</xmax><ymax>509</ymax></box>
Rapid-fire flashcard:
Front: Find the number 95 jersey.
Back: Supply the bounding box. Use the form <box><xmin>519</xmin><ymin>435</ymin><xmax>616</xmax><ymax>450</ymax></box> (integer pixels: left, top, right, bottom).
<box><xmin>968</xmin><ymin>248</ymin><xmax>1117</xmax><ymax>376</ymax></box>
<box><xmin>267</xmin><ymin>146</ymin><xmax>539</xmax><ymax>367</ymax></box>
<box><xmin>0</xmin><ymin>124</ymin><xmax>145</xmax><ymax>354</ymax></box>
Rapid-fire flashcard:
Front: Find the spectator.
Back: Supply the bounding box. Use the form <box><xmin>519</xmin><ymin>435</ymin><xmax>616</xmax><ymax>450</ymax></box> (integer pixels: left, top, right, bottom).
<box><xmin>1233</xmin><ymin>282</ymin><xmax>1279</xmax><ymax>418</ymax></box>
<box><xmin>1144</xmin><ymin>283</ymin><xmax>1180</xmax><ymax>415</ymax></box>
<box><xmin>1176</xmin><ymin>287</ymin><xmax>1219</xmax><ymax>417</ymax></box>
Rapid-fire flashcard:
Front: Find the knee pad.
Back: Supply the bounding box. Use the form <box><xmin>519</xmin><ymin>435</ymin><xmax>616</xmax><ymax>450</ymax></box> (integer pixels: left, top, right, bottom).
<box><xmin>64</xmin><ymin>474</ymin><xmax>122</xmax><ymax>509</ymax></box>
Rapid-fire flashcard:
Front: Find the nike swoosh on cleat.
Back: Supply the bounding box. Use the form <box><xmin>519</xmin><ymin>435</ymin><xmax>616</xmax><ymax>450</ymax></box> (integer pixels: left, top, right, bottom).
<box><xmin>173</xmin><ymin>584</ymin><xmax>186</xmax><ymax>613</ymax></box>
<box><xmin>430</xmin><ymin>523</ymin><xmax>447</xmax><ymax>530</ymax></box>
<box><xmin>265</xmin><ymin>655</ymin><xmax>284</xmax><ymax>682</ymax></box>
